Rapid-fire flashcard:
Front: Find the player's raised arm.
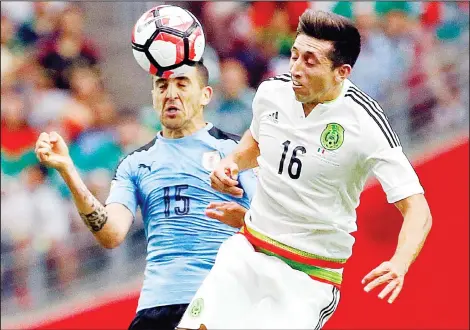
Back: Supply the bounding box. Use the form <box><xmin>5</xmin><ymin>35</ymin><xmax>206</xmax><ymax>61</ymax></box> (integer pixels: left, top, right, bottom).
<box><xmin>35</xmin><ymin>131</ymin><xmax>133</xmax><ymax>249</ymax></box>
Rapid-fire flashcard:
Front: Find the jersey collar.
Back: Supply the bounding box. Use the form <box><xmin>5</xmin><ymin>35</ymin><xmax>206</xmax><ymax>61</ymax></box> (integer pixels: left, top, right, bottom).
<box><xmin>319</xmin><ymin>79</ymin><xmax>350</xmax><ymax>108</ymax></box>
<box><xmin>157</xmin><ymin>123</ymin><xmax>213</xmax><ymax>143</ymax></box>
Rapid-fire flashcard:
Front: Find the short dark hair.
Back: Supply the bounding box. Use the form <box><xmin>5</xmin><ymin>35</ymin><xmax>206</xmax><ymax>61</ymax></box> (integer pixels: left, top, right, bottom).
<box><xmin>194</xmin><ymin>60</ymin><xmax>209</xmax><ymax>87</ymax></box>
<box><xmin>296</xmin><ymin>10</ymin><xmax>361</xmax><ymax>68</ymax></box>
<box><xmin>151</xmin><ymin>60</ymin><xmax>209</xmax><ymax>88</ymax></box>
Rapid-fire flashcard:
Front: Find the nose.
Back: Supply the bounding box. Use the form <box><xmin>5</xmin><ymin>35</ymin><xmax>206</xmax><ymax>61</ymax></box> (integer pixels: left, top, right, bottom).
<box><xmin>290</xmin><ymin>58</ymin><xmax>302</xmax><ymax>79</ymax></box>
<box><xmin>166</xmin><ymin>82</ymin><xmax>178</xmax><ymax>100</ymax></box>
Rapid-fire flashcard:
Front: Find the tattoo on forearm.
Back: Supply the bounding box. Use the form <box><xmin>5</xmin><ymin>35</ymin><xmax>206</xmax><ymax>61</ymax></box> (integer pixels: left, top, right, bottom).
<box><xmin>78</xmin><ymin>188</ymin><xmax>108</xmax><ymax>232</ymax></box>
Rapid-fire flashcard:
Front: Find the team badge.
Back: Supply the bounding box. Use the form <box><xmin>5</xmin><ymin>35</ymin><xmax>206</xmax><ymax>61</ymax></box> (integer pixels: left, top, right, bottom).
<box><xmin>189</xmin><ymin>298</ymin><xmax>204</xmax><ymax>318</ymax></box>
<box><xmin>320</xmin><ymin>123</ymin><xmax>345</xmax><ymax>150</ymax></box>
<box><xmin>202</xmin><ymin>151</ymin><xmax>221</xmax><ymax>171</ymax></box>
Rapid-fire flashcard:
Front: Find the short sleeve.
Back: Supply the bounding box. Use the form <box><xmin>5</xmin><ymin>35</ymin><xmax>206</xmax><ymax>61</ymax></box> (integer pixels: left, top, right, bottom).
<box><xmin>354</xmin><ymin>97</ymin><xmax>424</xmax><ymax>203</ymax></box>
<box><xmin>367</xmin><ymin>147</ymin><xmax>424</xmax><ymax>203</ymax></box>
<box><xmin>249</xmin><ymin>82</ymin><xmax>268</xmax><ymax>142</ymax></box>
<box><xmin>105</xmin><ymin>156</ymin><xmax>138</xmax><ymax>217</ymax></box>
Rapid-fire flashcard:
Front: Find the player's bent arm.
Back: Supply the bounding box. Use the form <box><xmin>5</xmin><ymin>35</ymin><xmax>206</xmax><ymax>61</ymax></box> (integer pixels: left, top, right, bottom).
<box><xmin>229</xmin><ymin>129</ymin><xmax>260</xmax><ymax>171</ymax></box>
<box><xmin>391</xmin><ymin>193</ymin><xmax>432</xmax><ymax>273</ymax></box>
<box><xmin>60</xmin><ymin>164</ymin><xmax>133</xmax><ymax>249</ymax></box>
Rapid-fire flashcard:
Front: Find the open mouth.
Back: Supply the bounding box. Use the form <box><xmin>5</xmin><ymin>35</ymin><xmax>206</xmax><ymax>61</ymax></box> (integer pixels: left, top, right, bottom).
<box><xmin>292</xmin><ymin>81</ymin><xmax>302</xmax><ymax>87</ymax></box>
<box><xmin>165</xmin><ymin>105</ymin><xmax>180</xmax><ymax>114</ymax></box>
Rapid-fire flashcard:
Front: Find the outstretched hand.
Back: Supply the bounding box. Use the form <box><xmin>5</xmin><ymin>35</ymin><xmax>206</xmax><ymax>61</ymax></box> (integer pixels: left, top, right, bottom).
<box><xmin>205</xmin><ymin>202</ymin><xmax>247</xmax><ymax>228</ymax></box>
<box><xmin>362</xmin><ymin>260</ymin><xmax>408</xmax><ymax>304</ymax></box>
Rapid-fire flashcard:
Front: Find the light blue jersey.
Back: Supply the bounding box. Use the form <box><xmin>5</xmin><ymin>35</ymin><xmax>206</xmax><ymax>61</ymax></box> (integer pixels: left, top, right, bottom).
<box><xmin>106</xmin><ymin>123</ymin><xmax>256</xmax><ymax>311</ymax></box>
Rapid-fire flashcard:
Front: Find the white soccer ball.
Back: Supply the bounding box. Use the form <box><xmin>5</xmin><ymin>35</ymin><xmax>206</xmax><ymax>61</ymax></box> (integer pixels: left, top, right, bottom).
<box><xmin>131</xmin><ymin>5</ymin><xmax>205</xmax><ymax>77</ymax></box>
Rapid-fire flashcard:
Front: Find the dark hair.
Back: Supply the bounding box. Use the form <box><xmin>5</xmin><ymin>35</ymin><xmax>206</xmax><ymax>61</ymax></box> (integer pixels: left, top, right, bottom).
<box><xmin>296</xmin><ymin>10</ymin><xmax>361</xmax><ymax>68</ymax></box>
<box><xmin>195</xmin><ymin>59</ymin><xmax>209</xmax><ymax>87</ymax></box>
<box><xmin>152</xmin><ymin>60</ymin><xmax>209</xmax><ymax>87</ymax></box>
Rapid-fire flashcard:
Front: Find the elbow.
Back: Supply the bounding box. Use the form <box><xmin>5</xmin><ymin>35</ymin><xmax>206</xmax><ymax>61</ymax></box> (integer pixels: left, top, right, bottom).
<box><xmin>99</xmin><ymin>238</ymin><xmax>124</xmax><ymax>249</ymax></box>
<box><xmin>425</xmin><ymin>212</ymin><xmax>433</xmax><ymax>233</ymax></box>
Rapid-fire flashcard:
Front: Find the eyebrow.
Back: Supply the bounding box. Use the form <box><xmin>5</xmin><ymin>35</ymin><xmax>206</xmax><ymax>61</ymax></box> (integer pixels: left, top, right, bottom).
<box><xmin>291</xmin><ymin>46</ymin><xmax>319</xmax><ymax>60</ymax></box>
<box><xmin>155</xmin><ymin>76</ymin><xmax>191</xmax><ymax>85</ymax></box>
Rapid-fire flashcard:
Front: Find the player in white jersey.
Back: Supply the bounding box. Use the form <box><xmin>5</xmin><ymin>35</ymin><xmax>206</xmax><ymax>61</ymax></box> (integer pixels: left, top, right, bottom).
<box><xmin>178</xmin><ymin>10</ymin><xmax>432</xmax><ymax>330</ymax></box>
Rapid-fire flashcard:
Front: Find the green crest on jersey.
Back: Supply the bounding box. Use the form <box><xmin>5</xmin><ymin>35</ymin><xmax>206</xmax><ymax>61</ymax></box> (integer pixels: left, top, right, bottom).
<box><xmin>189</xmin><ymin>298</ymin><xmax>204</xmax><ymax>318</ymax></box>
<box><xmin>320</xmin><ymin>123</ymin><xmax>345</xmax><ymax>150</ymax></box>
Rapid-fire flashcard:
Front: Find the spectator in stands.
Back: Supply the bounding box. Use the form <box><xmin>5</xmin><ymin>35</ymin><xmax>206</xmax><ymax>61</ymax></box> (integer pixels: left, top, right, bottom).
<box><xmin>1</xmin><ymin>15</ymin><xmax>25</xmax><ymax>89</ymax></box>
<box><xmin>38</xmin><ymin>4</ymin><xmax>99</xmax><ymax>90</ymax></box>
<box><xmin>349</xmin><ymin>7</ymin><xmax>396</xmax><ymax>101</ymax></box>
<box><xmin>59</xmin><ymin>64</ymin><xmax>108</xmax><ymax>141</ymax></box>
<box><xmin>25</xmin><ymin>60</ymin><xmax>73</xmax><ymax>131</ymax></box>
<box><xmin>1</xmin><ymin>91</ymin><xmax>38</xmax><ymax>177</ymax></box>
<box><xmin>115</xmin><ymin>108</ymin><xmax>156</xmax><ymax>155</ymax></box>
<box><xmin>14</xmin><ymin>2</ymin><xmax>64</xmax><ymax>51</ymax></box>
<box><xmin>1</xmin><ymin>164</ymin><xmax>74</xmax><ymax>306</ymax></box>
<box><xmin>205</xmin><ymin>58</ymin><xmax>255</xmax><ymax>135</ymax></box>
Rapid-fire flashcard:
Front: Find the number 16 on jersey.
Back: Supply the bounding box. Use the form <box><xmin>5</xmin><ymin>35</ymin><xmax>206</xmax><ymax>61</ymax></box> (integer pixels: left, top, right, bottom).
<box><xmin>278</xmin><ymin>140</ymin><xmax>306</xmax><ymax>180</ymax></box>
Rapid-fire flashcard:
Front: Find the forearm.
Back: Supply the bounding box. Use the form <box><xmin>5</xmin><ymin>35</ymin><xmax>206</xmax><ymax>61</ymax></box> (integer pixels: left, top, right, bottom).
<box><xmin>229</xmin><ymin>130</ymin><xmax>260</xmax><ymax>171</ymax></box>
<box><xmin>59</xmin><ymin>165</ymin><xmax>122</xmax><ymax>248</ymax></box>
<box><xmin>391</xmin><ymin>205</ymin><xmax>432</xmax><ymax>272</ymax></box>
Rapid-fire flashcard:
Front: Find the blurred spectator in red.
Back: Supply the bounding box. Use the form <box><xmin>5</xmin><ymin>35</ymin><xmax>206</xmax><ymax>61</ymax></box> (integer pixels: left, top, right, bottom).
<box><xmin>202</xmin><ymin>2</ymin><xmax>269</xmax><ymax>87</ymax></box>
<box><xmin>38</xmin><ymin>4</ymin><xmax>99</xmax><ymax>90</ymax></box>
<box><xmin>205</xmin><ymin>58</ymin><xmax>254</xmax><ymax>135</ymax></box>
<box><xmin>1</xmin><ymin>92</ymin><xmax>38</xmax><ymax>177</ymax></box>
<box><xmin>250</xmin><ymin>1</ymin><xmax>309</xmax><ymax>32</ymax></box>
<box><xmin>201</xmin><ymin>2</ymin><xmax>247</xmax><ymax>57</ymax></box>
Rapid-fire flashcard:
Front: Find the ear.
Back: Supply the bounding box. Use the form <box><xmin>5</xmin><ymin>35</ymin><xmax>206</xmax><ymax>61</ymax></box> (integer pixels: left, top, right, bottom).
<box><xmin>151</xmin><ymin>78</ymin><xmax>157</xmax><ymax>109</ymax></box>
<box><xmin>335</xmin><ymin>64</ymin><xmax>352</xmax><ymax>83</ymax></box>
<box><xmin>201</xmin><ymin>86</ymin><xmax>213</xmax><ymax>107</ymax></box>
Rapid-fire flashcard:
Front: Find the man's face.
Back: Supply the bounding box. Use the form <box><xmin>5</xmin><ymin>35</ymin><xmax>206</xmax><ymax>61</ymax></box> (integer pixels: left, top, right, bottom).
<box><xmin>152</xmin><ymin>67</ymin><xmax>210</xmax><ymax>130</ymax></box>
<box><xmin>289</xmin><ymin>34</ymin><xmax>337</xmax><ymax>104</ymax></box>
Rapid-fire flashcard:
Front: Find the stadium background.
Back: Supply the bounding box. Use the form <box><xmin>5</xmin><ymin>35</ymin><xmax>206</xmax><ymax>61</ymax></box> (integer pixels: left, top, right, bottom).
<box><xmin>1</xmin><ymin>1</ymin><xmax>468</xmax><ymax>329</ymax></box>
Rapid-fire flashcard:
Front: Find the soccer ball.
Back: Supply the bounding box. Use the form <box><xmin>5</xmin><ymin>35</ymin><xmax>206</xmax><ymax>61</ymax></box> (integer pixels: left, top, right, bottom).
<box><xmin>131</xmin><ymin>5</ymin><xmax>205</xmax><ymax>77</ymax></box>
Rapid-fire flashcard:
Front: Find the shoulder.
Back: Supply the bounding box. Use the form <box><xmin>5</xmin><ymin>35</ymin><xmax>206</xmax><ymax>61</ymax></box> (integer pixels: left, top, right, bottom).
<box><xmin>207</xmin><ymin>126</ymin><xmax>241</xmax><ymax>143</ymax></box>
<box><xmin>204</xmin><ymin>126</ymin><xmax>241</xmax><ymax>155</ymax></box>
<box><xmin>253</xmin><ymin>73</ymin><xmax>293</xmax><ymax>113</ymax></box>
<box><xmin>257</xmin><ymin>73</ymin><xmax>292</xmax><ymax>94</ymax></box>
<box><xmin>113</xmin><ymin>136</ymin><xmax>159</xmax><ymax>175</ymax></box>
<box><xmin>343</xmin><ymin>82</ymin><xmax>401</xmax><ymax>150</ymax></box>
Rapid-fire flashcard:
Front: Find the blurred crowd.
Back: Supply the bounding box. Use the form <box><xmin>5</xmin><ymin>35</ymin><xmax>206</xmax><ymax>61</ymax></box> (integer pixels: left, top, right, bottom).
<box><xmin>1</xmin><ymin>1</ymin><xmax>468</xmax><ymax>313</ymax></box>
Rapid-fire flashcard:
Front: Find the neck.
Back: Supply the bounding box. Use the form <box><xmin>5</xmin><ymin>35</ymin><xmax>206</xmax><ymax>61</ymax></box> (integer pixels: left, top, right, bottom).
<box><xmin>302</xmin><ymin>81</ymin><xmax>344</xmax><ymax>116</ymax></box>
<box><xmin>161</xmin><ymin>118</ymin><xmax>206</xmax><ymax>139</ymax></box>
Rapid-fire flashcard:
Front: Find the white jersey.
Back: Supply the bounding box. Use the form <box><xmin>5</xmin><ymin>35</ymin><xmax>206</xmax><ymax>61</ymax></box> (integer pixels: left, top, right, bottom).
<box><xmin>247</xmin><ymin>74</ymin><xmax>424</xmax><ymax>261</ymax></box>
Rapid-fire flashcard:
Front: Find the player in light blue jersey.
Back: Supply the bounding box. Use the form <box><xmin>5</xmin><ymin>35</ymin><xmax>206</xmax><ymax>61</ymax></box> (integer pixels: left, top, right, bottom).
<box><xmin>34</xmin><ymin>61</ymin><xmax>256</xmax><ymax>330</ymax></box>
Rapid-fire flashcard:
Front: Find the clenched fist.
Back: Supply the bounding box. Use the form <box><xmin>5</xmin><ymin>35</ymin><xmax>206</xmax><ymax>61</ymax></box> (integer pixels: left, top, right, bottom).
<box><xmin>35</xmin><ymin>131</ymin><xmax>73</xmax><ymax>172</ymax></box>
